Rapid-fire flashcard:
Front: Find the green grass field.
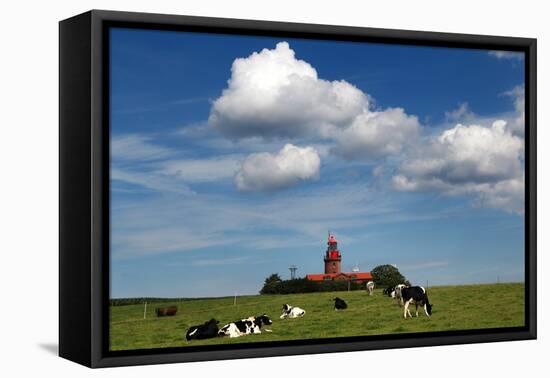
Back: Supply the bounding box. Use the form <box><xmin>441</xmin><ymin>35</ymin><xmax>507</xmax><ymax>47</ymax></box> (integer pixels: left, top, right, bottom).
<box><xmin>110</xmin><ymin>283</ymin><xmax>524</xmax><ymax>351</ymax></box>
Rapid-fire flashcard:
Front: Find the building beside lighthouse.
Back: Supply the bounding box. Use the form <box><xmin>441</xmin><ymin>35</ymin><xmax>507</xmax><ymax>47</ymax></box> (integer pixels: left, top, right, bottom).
<box><xmin>306</xmin><ymin>233</ymin><xmax>372</xmax><ymax>283</ymax></box>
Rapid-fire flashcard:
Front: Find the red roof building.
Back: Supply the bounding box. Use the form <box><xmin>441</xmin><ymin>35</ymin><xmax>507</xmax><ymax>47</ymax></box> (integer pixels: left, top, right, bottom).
<box><xmin>306</xmin><ymin>233</ymin><xmax>372</xmax><ymax>283</ymax></box>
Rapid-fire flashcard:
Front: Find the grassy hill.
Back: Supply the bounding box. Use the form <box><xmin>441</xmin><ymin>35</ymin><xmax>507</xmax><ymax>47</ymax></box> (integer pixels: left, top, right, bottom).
<box><xmin>110</xmin><ymin>283</ymin><xmax>524</xmax><ymax>351</ymax></box>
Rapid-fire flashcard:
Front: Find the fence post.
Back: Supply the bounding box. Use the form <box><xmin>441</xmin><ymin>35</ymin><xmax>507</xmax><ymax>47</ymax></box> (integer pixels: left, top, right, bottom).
<box><xmin>143</xmin><ymin>301</ymin><xmax>147</xmax><ymax>320</ymax></box>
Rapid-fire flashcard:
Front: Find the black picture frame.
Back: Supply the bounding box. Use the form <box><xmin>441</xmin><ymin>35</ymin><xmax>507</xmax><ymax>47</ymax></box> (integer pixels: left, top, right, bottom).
<box><xmin>59</xmin><ymin>9</ymin><xmax>537</xmax><ymax>368</ymax></box>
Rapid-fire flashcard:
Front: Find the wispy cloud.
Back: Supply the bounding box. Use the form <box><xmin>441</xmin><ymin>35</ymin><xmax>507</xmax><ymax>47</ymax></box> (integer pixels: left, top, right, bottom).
<box><xmin>158</xmin><ymin>155</ymin><xmax>242</xmax><ymax>183</ymax></box>
<box><xmin>110</xmin><ymin>178</ymin><xmax>457</xmax><ymax>261</ymax></box>
<box><xmin>488</xmin><ymin>51</ymin><xmax>524</xmax><ymax>60</ymax></box>
<box><xmin>444</xmin><ymin>102</ymin><xmax>476</xmax><ymax>123</ymax></box>
<box><xmin>191</xmin><ymin>256</ymin><xmax>250</xmax><ymax>267</ymax></box>
<box><xmin>113</xmin><ymin>96</ymin><xmax>210</xmax><ymax>115</ymax></box>
<box><xmin>111</xmin><ymin>167</ymin><xmax>194</xmax><ymax>195</ymax></box>
<box><xmin>111</xmin><ymin>134</ymin><xmax>174</xmax><ymax>162</ymax></box>
<box><xmin>400</xmin><ymin>261</ymin><xmax>449</xmax><ymax>271</ymax></box>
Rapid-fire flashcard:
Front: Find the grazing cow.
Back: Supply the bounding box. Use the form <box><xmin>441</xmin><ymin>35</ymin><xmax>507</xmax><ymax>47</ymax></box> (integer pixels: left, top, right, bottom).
<box><xmin>156</xmin><ymin>305</ymin><xmax>177</xmax><ymax>317</ymax></box>
<box><xmin>383</xmin><ymin>286</ymin><xmax>395</xmax><ymax>297</ymax></box>
<box><xmin>401</xmin><ymin>286</ymin><xmax>432</xmax><ymax>319</ymax></box>
<box><xmin>218</xmin><ymin>314</ymin><xmax>273</xmax><ymax>338</ymax></box>
<box><xmin>333</xmin><ymin>297</ymin><xmax>347</xmax><ymax>310</ymax></box>
<box><xmin>280</xmin><ymin>304</ymin><xmax>306</xmax><ymax>319</ymax></box>
<box><xmin>366</xmin><ymin>281</ymin><xmax>375</xmax><ymax>296</ymax></box>
<box><xmin>186</xmin><ymin>319</ymin><xmax>219</xmax><ymax>341</ymax></box>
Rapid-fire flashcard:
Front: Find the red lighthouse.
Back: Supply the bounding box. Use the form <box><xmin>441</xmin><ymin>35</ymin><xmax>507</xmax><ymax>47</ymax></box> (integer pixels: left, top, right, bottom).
<box><xmin>324</xmin><ymin>233</ymin><xmax>342</xmax><ymax>274</ymax></box>
<box><xmin>306</xmin><ymin>232</ymin><xmax>372</xmax><ymax>283</ymax></box>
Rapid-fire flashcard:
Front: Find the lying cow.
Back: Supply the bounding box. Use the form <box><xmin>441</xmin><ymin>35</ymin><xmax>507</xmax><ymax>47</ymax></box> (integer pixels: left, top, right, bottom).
<box><xmin>333</xmin><ymin>297</ymin><xmax>347</xmax><ymax>310</ymax></box>
<box><xmin>156</xmin><ymin>305</ymin><xmax>177</xmax><ymax>317</ymax></box>
<box><xmin>383</xmin><ymin>287</ymin><xmax>394</xmax><ymax>297</ymax></box>
<box><xmin>401</xmin><ymin>286</ymin><xmax>433</xmax><ymax>319</ymax></box>
<box><xmin>280</xmin><ymin>304</ymin><xmax>306</xmax><ymax>319</ymax></box>
<box><xmin>218</xmin><ymin>314</ymin><xmax>273</xmax><ymax>338</ymax></box>
<box><xmin>186</xmin><ymin>319</ymin><xmax>219</xmax><ymax>340</ymax></box>
<box><xmin>366</xmin><ymin>281</ymin><xmax>375</xmax><ymax>296</ymax></box>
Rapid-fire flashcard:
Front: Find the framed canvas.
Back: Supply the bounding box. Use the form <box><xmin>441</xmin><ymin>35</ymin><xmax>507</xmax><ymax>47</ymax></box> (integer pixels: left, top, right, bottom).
<box><xmin>59</xmin><ymin>10</ymin><xmax>537</xmax><ymax>368</ymax></box>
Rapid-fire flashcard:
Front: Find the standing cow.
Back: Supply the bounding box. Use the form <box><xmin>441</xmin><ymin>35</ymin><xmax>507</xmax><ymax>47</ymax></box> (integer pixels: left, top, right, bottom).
<box><xmin>366</xmin><ymin>281</ymin><xmax>375</xmax><ymax>296</ymax></box>
<box><xmin>401</xmin><ymin>286</ymin><xmax>433</xmax><ymax>318</ymax></box>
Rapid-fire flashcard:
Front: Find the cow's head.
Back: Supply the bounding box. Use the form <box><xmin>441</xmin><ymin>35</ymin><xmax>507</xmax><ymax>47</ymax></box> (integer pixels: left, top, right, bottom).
<box><xmin>426</xmin><ymin>303</ymin><xmax>433</xmax><ymax>316</ymax></box>
<box><xmin>257</xmin><ymin>314</ymin><xmax>273</xmax><ymax>326</ymax></box>
<box><xmin>282</xmin><ymin>304</ymin><xmax>291</xmax><ymax>312</ymax></box>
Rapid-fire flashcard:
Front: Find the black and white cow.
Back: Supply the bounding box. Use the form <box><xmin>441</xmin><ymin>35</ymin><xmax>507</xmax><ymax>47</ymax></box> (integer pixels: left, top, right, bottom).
<box><xmin>333</xmin><ymin>297</ymin><xmax>348</xmax><ymax>310</ymax></box>
<box><xmin>185</xmin><ymin>318</ymin><xmax>220</xmax><ymax>341</ymax></box>
<box><xmin>366</xmin><ymin>281</ymin><xmax>375</xmax><ymax>296</ymax></box>
<box><xmin>280</xmin><ymin>304</ymin><xmax>306</xmax><ymax>319</ymax></box>
<box><xmin>401</xmin><ymin>286</ymin><xmax>433</xmax><ymax>319</ymax></box>
<box><xmin>218</xmin><ymin>314</ymin><xmax>273</xmax><ymax>338</ymax></box>
<box><xmin>383</xmin><ymin>287</ymin><xmax>394</xmax><ymax>297</ymax></box>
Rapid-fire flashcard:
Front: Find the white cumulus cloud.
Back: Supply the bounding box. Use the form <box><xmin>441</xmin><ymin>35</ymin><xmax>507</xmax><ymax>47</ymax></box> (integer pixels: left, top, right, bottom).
<box><xmin>209</xmin><ymin>41</ymin><xmax>368</xmax><ymax>139</ymax></box>
<box><xmin>504</xmin><ymin>85</ymin><xmax>525</xmax><ymax>137</ymax></box>
<box><xmin>235</xmin><ymin>144</ymin><xmax>321</xmax><ymax>192</ymax></box>
<box><xmin>208</xmin><ymin>41</ymin><xmax>419</xmax><ymax>160</ymax></box>
<box><xmin>392</xmin><ymin>120</ymin><xmax>524</xmax><ymax>213</ymax></box>
<box><xmin>333</xmin><ymin>107</ymin><xmax>420</xmax><ymax>159</ymax></box>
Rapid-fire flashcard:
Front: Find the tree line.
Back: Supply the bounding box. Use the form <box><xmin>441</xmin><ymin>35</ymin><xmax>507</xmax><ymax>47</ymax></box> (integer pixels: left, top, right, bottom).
<box><xmin>260</xmin><ymin>264</ymin><xmax>408</xmax><ymax>295</ymax></box>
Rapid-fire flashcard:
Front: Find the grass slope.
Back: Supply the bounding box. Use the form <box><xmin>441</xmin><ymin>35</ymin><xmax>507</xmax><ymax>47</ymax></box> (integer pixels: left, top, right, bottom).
<box><xmin>110</xmin><ymin>283</ymin><xmax>524</xmax><ymax>351</ymax></box>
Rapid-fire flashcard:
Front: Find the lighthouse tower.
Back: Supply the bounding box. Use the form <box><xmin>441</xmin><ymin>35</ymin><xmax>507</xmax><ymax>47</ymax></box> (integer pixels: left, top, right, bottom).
<box><xmin>324</xmin><ymin>233</ymin><xmax>342</xmax><ymax>274</ymax></box>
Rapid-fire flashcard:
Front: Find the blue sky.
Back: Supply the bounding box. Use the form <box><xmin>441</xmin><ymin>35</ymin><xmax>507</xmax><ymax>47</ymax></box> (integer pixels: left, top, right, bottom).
<box><xmin>109</xmin><ymin>28</ymin><xmax>525</xmax><ymax>298</ymax></box>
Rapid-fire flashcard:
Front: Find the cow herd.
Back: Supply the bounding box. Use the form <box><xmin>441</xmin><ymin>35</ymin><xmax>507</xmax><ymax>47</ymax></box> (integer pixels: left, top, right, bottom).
<box><xmin>183</xmin><ymin>282</ymin><xmax>433</xmax><ymax>342</ymax></box>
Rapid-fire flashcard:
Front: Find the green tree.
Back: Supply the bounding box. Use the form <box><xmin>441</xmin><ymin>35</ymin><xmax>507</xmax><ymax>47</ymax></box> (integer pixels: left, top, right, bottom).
<box><xmin>260</xmin><ymin>273</ymin><xmax>283</xmax><ymax>294</ymax></box>
<box><xmin>371</xmin><ymin>264</ymin><xmax>407</xmax><ymax>288</ymax></box>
